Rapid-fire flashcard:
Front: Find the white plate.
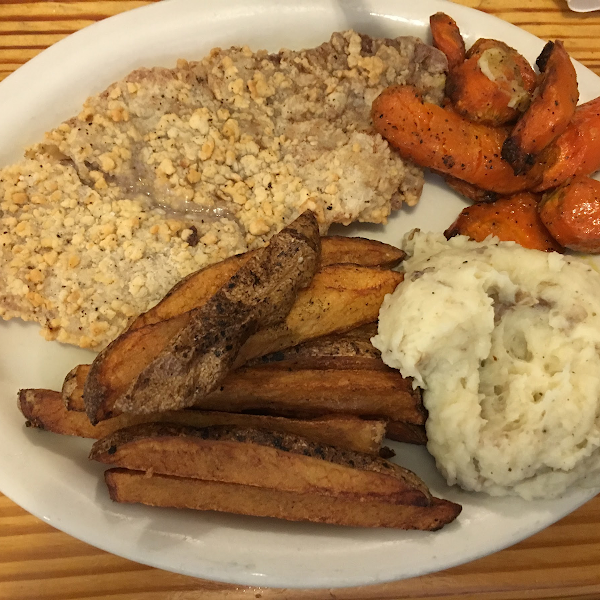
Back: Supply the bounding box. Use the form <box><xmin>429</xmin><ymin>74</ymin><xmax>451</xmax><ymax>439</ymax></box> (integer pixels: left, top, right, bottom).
<box><xmin>1</xmin><ymin>0</ymin><xmax>599</xmax><ymax>589</ymax></box>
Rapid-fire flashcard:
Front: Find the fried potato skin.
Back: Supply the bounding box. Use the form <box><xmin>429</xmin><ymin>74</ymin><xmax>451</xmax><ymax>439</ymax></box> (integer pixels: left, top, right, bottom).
<box><xmin>320</xmin><ymin>236</ymin><xmax>405</xmax><ymax>269</ymax></box>
<box><xmin>538</xmin><ymin>175</ymin><xmax>600</xmax><ymax>252</ymax></box>
<box><xmin>429</xmin><ymin>12</ymin><xmax>465</xmax><ymax>72</ymax></box>
<box><xmin>203</xmin><ymin>367</ymin><xmax>424</xmax><ymax>424</ymax></box>
<box><xmin>128</xmin><ymin>237</ymin><xmax>403</xmax><ymax>332</ymax></box>
<box><xmin>386</xmin><ymin>421</ymin><xmax>428</xmax><ymax>445</ymax></box>
<box><xmin>447</xmin><ymin>39</ymin><xmax>536</xmax><ymax>126</ymax></box>
<box><xmin>372</xmin><ymin>85</ymin><xmax>541</xmax><ymax>194</ymax></box>
<box><xmin>105</xmin><ymin>469</ymin><xmax>461</xmax><ymax>530</ymax></box>
<box><xmin>534</xmin><ymin>96</ymin><xmax>600</xmax><ymax>192</ymax></box>
<box><xmin>19</xmin><ymin>388</ymin><xmax>386</xmax><ymax>454</ymax></box>
<box><xmin>445</xmin><ymin>192</ymin><xmax>562</xmax><ymax>252</ymax></box>
<box><xmin>128</xmin><ymin>252</ymin><xmax>256</xmax><ymax>331</ymax></box>
<box><xmin>91</xmin><ymin>424</ymin><xmax>431</xmax><ymax>504</ymax></box>
<box><xmin>233</xmin><ymin>265</ymin><xmax>402</xmax><ymax>367</ymax></box>
<box><xmin>502</xmin><ymin>41</ymin><xmax>579</xmax><ymax>174</ymax></box>
<box><xmin>84</xmin><ymin>212</ymin><xmax>321</xmax><ymax>422</ymax></box>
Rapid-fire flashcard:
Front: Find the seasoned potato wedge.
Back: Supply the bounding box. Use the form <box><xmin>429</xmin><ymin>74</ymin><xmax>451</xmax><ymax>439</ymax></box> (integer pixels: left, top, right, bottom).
<box><xmin>84</xmin><ymin>212</ymin><xmax>321</xmax><ymax>423</ymax></box>
<box><xmin>19</xmin><ymin>389</ymin><xmax>385</xmax><ymax>454</ymax></box>
<box><xmin>234</xmin><ymin>265</ymin><xmax>402</xmax><ymax>366</ymax></box>
<box><xmin>91</xmin><ymin>424</ymin><xmax>431</xmax><ymax>505</ymax></box>
<box><xmin>105</xmin><ymin>469</ymin><xmax>461</xmax><ymax>530</ymax></box>
<box><xmin>203</xmin><ymin>366</ymin><xmax>424</xmax><ymax>424</ymax></box>
<box><xmin>319</xmin><ymin>236</ymin><xmax>405</xmax><ymax>269</ymax></box>
<box><xmin>129</xmin><ymin>236</ymin><xmax>403</xmax><ymax>332</ymax></box>
<box><xmin>387</xmin><ymin>421</ymin><xmax>428</xmax><ymax>446</ymax></box>
<box><xmin>62</xmin><ymin>364</ymin><xmax>89</xmax><ymax>410</ymax></box>
<box><xmin>65</xmin><ymin>324</ymin><xmax>423</xmax><ymax>424</ymax></box>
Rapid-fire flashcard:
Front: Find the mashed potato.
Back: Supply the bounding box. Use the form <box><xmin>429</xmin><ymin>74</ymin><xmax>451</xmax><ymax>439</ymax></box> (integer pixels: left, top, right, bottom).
<box><xmin>372</xmin><ymin>230</ymin><xmax>600</xmax><ymax>499</ymax></box>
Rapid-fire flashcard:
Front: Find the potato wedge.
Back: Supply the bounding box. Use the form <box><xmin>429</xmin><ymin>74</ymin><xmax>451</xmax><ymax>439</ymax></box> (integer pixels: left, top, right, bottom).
<box><xmin>66</xmin><ymin>324</ymin><xmax>423</xmax><ymax>424</ymax></box>
<box><xmin>129</xmin><ymin>237</ymin><xmax>403</xmax><ymax>332</ymax></box>
<box><xmin>19</xmin><ymin>388</ymin><xmax>386</xmax><ymax>454</ymax></box>
<box><xmin>62</xmin><ymin>364</ymin><xmax>89</xmax><ymax>410</ymax></box>
<box><xmin>84</xmin><ymin>263</ymin><xmax>400</xmax><ymax>423</ymax></box>
<box><xmin>127</xmin><ymin>251</ymin><xmax>256</xmax><ymax>331</ymax></box>
<box><xmin>234</xmin><ymin>265</ymin><xmax>402</xmax><ymax>366</ymax></box>
<box><xmin>319</xmin><ymin>236</ymin><xmax>405</xmax><ymax>269</ymax></box>
<box><xmin>84</xmin><ymin>211</ymin><xmax>321</xmax><ymax>423</ymax></box>
<box><xmin>105</xmin><ymin>469</ymin><xmax>461</xmax><ymax>530</ymax></box>
<box><xmin>91</xmin><ymin>424</ymin><xmax>431</xmax><ymax>505</ymax></box>
<box><xmin>202</xmin><ymin>367</ymin><xmax>424</xmax><ymax>424</ymax></box>
<box><xmin>387</xmin><ymin>421</ymin><xmax>428</xmax><ymax>446</ymax></box>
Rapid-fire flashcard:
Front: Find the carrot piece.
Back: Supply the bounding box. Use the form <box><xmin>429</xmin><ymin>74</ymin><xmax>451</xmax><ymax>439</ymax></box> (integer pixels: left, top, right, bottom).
<box><xmin>372</xmin><ymin>85</ymin><xmax>542</xmax><ymax>194</ymax></box>
<box><xmin>502</xmin><ymin>41</ymin><xmax>579</xmax><ymax>174</ymax></box>
<box><xmin>430</xmin><ymin>12</ymin><xmax>465</xmax><ymax>72</ymax></box>
<box><xmin>534</xmin><ymin>96</ymin><xmax>600</xmax><ymax>192</ymax></box>
<box><xmin>445</xmin><ymin>192</ymin><xmax>562</xmax><ymax>252</ymax></box>
<box><xmin>538</xmin><ymin>175</ymin><xmax>600</xmax><ymax>252</ymax></box>
<box><xmin>447</xmin><ymin>39</ymin><xmax>537</xmax><ymax>126</ymax></box>
<box><xmin>443</xmin><ymin>174</ymin><xmax>500</xmax><ymax>204</ymax></box>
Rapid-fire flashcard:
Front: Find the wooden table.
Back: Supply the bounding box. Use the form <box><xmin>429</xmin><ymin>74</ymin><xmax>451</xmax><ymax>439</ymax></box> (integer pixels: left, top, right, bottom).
<box><xmin>1</xmin><ymin>1</ymin><xmax>600</xmax><ymax>598</ymax></box>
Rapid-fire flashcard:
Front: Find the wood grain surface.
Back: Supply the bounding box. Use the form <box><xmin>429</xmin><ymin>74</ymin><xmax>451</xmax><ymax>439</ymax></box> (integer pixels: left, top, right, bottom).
<box><xmin>1</xmin><ymin>0</ymin><xmax>600</xmax><ymax>598</ymax></box>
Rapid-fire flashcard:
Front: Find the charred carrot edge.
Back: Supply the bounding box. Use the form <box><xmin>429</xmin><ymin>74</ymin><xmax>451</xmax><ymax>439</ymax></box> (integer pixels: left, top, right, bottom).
<box><xmin>430</xmin><ymin>12</ymin><xmax>465</xmax><ymax>72</ymax></box>
<box><xmin>372</xmin><ymin>85</ymin><xmax>542</xmax><ymax>194</ymax></box>
<box><xmin>534</xmin><ymin>96</ymin><xmax>600</xmax><ymax>192</ymax></box>
<box><xmin>502</xmin><ymin>40</ymin><xmax>579</xmax><ymax>175</ymax></box>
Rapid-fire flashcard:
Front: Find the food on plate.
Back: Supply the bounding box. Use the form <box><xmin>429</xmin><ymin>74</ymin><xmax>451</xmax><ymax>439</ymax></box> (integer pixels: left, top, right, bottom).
<box><xmin>19</xmin><ymin>388</ymin><xmax>387</xmax><ymax>454</ymax></box>
<box><xmin>319</xmin><ymin>236</ymin><xmax>406</xmax><ymax>270</ymax></box>
<box><xmin>386</xmin><ymin>421</ymin><xmax>427</xmax><ymax>446</ymax></box>
<box><xmin>502</xmin><ymin>41</ymin><xmax>579</xmax><ymax>174</ymax></box>
<box><xmin>429</xmin><ymin>12</ymin><xmax>466</xmax><ymax>72</ymax></box>
<box><xmin>446</xmin><ymin>38</ymin><xmax>536</xmax><ymax>126</ymax></box>
<box><xmin>89</xmin><ymin>423</ymin><xmax>433</xmax><ymax>504</ymax></box>
<box><xmin>84</xmin><ymin>211</ymin><xmax>321</xmax><ymax>422</ymax></box>
<box><xmin>538</xmin><ymin>175</ymin><xmax>600</xmax><ymax>252</ymax></box>
<box><xmin>85</xmin><ymin>258</ymin><xmax>401</xmax><ymax>423</ymax></box>
<box><xmin>371</xmin><ymin>85</ymin><xmax>542</xmax><ymax>193</ymax></box>
<box><xmin>61</xmin><ymin>325</ymin><xmax>425</xmax><ymax>428</ymax></box>
<box><xmin>442</xmin><ymin>174</ymin><xmax>500</xmax><ymax>204</ymax></box>
<box><xmin>444</xmin><ymin>191</ymin><xmax>562</xmax><ymax>252</ymax></box>
<box><xmin>0</xmin><ymin>31</ymin><xmax>447</xmax><ymax>352</ymax></box>
<box><xmin>105</xmin><ymin>469</ymin><xmax>461</xmax><ymax>530</ymax></box>
<box><xmin>534</xmin><ymin>96</ymin><xmax>600</xmax><ymax>192</ymax></box>
<box><xmin>373</xmin><ymin>230</ymin><xmax>600</xmax><ymax>499</ymax></box>
<box><xmin>129</xmin><ymin>235</ymin><xmax>405</xmax><ymax>331</ymax></box>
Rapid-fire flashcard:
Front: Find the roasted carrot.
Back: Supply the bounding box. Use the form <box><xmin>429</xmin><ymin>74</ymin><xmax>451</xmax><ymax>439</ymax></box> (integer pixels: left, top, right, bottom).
<box><xmin>538</xmin><ymin>175</ymin><xmax>600</xmax><ymax>252</ymax></box>
<box><xmin>430</xmin><ymin>12</ymin><xmax>465</xmax><ymax>72</ymax></box>
<box><xmin>445</xmin><ymin>192</ymin><xmax>562</xmax><ymax>252</ymax></box>
<box><xmin>502</xmin><ymin>41</ymin><xmax>579</xmax><ymax>175</ymax></box>
<box><xmin>443</xmin><ymin>174</ymin><xmax>500</xmax><ymax>204</ymax></box>
<box><xmin>447</xmin><ymin>39</ymin><xmax>537</xmax><ymax>126</ymax></box>
<box><xmin>372</xmin><ymin>85</ymin><xmax>542</xmax><ymax>194</ymax></box>
<box><xmin>534</xmin><ymin>96</ymin><xmax>600</xmax><ymax>192</ymax></box>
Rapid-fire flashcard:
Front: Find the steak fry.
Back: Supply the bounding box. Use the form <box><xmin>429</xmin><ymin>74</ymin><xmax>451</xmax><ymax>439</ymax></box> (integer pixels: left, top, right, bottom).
<box><xmin>91</xmin><ymin>423</ymin><xmax>430</xmax><ymax>505</ymax></box>
<box><xmin>64</xmin><ymin>325</ymin><xmax>423</xmax><ymax>424</ymax></box>
<box><xmin>129</xmin><ymin>237</ymin><xmax>403</xmax><ymax>331</ymax></box>
<box><xmin>105</xmin><ymin>469</ymin><xmax>461</xmax><ymax>530</ymax></box>
<box><xmin>84</xmin><ymin>211</ymin><xmax>321</xmax><ymax>423</ymax></box>
<box><xmin>18</xmin><ymin>389</ymin><xmax>386</xmax><ymax>454</ymax></box>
